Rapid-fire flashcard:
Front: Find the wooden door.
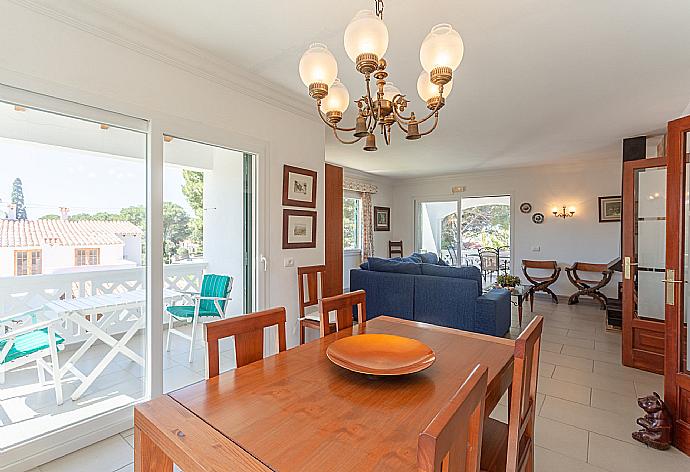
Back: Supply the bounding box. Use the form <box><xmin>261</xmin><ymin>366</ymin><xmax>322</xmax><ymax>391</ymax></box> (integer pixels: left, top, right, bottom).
<box><xmin>622</xmin><ymin>157</ymin><xmax>667</xmax><ymax>373</ymax></box>
<box><xmin>664</xmin><ymin>115</ymin><xmax>690</xmax><ymax>455</ymax></box>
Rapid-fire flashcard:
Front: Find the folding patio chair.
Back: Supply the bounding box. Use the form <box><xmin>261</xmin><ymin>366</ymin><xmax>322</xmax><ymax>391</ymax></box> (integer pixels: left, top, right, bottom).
<box><xmin>0</xmin><ymin>309</ymin><xmax>65</xmax><ymax>405</ymax></box>
<box><xmin>165</xmin><ymin>274</ymin><xmax>234</xmax><ymax>363</ymax></box>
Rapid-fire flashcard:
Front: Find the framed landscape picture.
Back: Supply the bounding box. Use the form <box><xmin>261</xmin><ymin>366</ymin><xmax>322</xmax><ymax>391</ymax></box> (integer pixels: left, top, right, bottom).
<box><xmin>282</xmin><ymin>209</ymin><xmax>317</xmax><ymax>249</ymax></box>
<box><xmin>599</xmin><ymin>195</ymin><xmax>622</xmax><ymax>222</ymax></box>
<box><xmin>282</xmin><ymin>165</ymin><xmax>317</xmax><ymax>208</ymax></box>
<box><xmin>374</xmin><ymin>206</ymin><xmax>390</xmax><ymax>231</ymax></box>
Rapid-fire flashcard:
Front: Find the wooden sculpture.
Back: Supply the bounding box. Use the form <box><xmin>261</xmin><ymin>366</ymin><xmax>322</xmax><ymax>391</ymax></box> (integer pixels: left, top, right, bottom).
<box><xmin>632</xmin><ymin>392</ymin><xmax>673</xmax><ymax>450</ymax></box>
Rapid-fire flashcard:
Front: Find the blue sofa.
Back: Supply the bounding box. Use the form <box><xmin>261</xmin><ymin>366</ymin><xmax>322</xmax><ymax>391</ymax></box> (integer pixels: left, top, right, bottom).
<box><xmin>350</xmin><ymin>255</ymin><xmax>511</xmax><ymax>337</ymax></box>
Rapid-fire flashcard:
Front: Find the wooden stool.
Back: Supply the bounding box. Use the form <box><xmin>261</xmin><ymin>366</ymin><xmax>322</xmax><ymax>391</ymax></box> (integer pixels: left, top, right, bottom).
<box><xmin>389</xmin><ymin>240</ymin><xmax>403</xmax><ymax>258</ymax></box>
<box><xmin>521</xmin><ymin>260</ymin><xmax>561</xmax><ymax>310</ymax></box>
<box><xmin>565</xmin><ymin>262</ymin><xmax>613</xmax><ymax>310</ymax></box>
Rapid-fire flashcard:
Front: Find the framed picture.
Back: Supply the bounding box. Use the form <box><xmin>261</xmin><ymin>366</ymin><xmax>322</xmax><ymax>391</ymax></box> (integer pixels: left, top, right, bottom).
<box><xmin>374</xmin><ymin>206</ymin><xmax>390</xmax><ymax>231</ymax></box>
<box><xmin>599</xmin><ymin>195</ymin><xmax>622</xmax><ymax>222</ymax></box>
<box><xmin>282</xmin><ymin>209</ymin><xmax>317</xmax><ymax>249</ymax></box>
<box><xmin>282</xmin><ymin>165</ymin><xmax>317</xmax><ymax>208</ymax></box>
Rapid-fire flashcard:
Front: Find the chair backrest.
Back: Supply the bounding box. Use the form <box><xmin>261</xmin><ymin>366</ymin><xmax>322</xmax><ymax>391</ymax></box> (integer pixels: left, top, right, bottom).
<box><xmin>521</xmin><ymin>260</ymin><xmax>557</xmax><ymax>271</ymax></box>
<box><xmin>479</xmin><ymin>249</ymin><xmax>499</xmax><ymax>271</ymax></box>
<box><xmin>204</xmin><ymin>307</ymin><xmax>286</xmax><ymax>378</ymax></box>
<box><xmin>297</xmin><ymin>265</ymin><xmax>326</xmax><ymax>317</ymax></box>
<box><xmin>570</xmin><ymin>262</ymin><xmax>609</xmax><ymax>274</ymax></box>
<box><xmin>417</xmin><ymin>365</ymin><xmax>488</xmax><ymax>472</ymax></box>
<box><xmin>389</xmin><ymin>240</ymin><xmax>403</xmax><ymax>258</ymax></box>
<box><xmin>506</xmin><ymin>316</ymin><xmax>544</xmax><ymax>472</ymax></box>
<box><xmin>199</xmin><ymin>274</ymin><xmax>233</xmax><ymax>313</ymax></box>
<box><xmin>318</xmin><ymin>290</ymin><xmax>366</xmax><ymax>337</ymax></box>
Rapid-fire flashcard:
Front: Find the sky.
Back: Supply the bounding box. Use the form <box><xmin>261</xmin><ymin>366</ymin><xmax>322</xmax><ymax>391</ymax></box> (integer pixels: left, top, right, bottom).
<box><xmin>0</xmin><ymin>137</ymin><xmax>193</xmax><ymax>219</ymax></box>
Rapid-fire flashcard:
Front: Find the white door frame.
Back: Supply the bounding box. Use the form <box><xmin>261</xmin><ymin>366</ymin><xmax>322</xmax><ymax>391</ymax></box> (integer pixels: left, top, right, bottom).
<box><xmin>0</xmin><ymin>83</ymin><xmax>269</xmax><ymax>471</ymax></box>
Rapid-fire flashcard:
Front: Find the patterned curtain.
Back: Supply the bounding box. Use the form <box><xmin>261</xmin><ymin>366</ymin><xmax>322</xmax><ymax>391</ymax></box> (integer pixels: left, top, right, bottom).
<box><xmin>343</xmin><ymin>178</ymin><xmax>378</xmax><ymax>261</ymax></box>
<box><xmin>361</xmin><ymin>192</ymin><xmax>374</xmax><ymax>260</ymax></box>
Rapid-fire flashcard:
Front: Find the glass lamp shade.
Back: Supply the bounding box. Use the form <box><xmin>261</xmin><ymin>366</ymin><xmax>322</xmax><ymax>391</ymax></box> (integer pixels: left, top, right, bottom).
<box><xmin>419</xmin><ymin>24</ymin><xmax>464</xmax><ymax>72</ymax></box>
<box><xmin>344</xmin><ymin>10</ymin><xmax>389</xmax><ymax>62</ymax></box>
<box><xmin>299</xmin><ymin>43</ymin><xmax>338</xmax><ymax>87</ymax></box>
<box><xmin>382</xmin><ymin>82</ymin><xmax>401</xmax><ymax>102</ymax></box>
<box><xmin>320</xmin><ymin>79</ymin><xmax>350</xmax><ymax>113</ymax></box>
<box><xmin>417</xmin><ymin>71</ymin><xmax>453</xmax><ymax>101</ymax></box>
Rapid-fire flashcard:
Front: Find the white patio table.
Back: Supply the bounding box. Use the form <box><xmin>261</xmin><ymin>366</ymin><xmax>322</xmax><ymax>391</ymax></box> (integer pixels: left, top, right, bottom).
<box><xmin>43</xmin><ymin>288</ymin><xmax>181</xmax><ymax>400</ymax></box>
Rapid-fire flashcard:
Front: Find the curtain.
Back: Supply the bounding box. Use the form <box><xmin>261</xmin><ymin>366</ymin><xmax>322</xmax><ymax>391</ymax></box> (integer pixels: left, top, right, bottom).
<box><xmin>343</xmin><ymin>178</ymin><xmax>378</xmax><ymax>261</ymax></box>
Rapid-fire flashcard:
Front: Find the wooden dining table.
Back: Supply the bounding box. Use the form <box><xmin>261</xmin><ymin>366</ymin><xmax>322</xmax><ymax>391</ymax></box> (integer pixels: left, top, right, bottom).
<box><xmin>134</xmin><ymin>316</ymin><xmax>515</xmax><ymax>472</ymax></box>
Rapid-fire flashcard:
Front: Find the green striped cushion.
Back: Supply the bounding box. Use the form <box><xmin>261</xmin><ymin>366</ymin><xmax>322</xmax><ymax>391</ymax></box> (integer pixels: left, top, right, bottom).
<box><xmin>166</xmin><ymin>305</ymin><xmax>222</xmax><ymax>319</ymax></box>
<box><xmin>0</xmin><ymin>328</ymin><xmax>65</xmax><ymax>364</ymax></box>
<box><xmin>199</xmin><ymin>274</ymin><xmax>232</xmax><ymax>313</ymax></box>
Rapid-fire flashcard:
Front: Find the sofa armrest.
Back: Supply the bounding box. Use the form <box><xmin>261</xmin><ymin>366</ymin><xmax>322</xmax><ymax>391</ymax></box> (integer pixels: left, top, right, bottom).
<box><xmin>476</xmin><ymin>288</ymin><xmax>511</xmax><ymax>337</ymax></box>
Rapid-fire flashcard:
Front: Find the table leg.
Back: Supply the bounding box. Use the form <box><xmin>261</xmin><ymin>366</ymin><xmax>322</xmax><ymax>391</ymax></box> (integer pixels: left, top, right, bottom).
<box><xmin>135</xmin><ymin>426</ymin><xmax>173</xmax><ymax>472</ymax></box>
<box><xmin>518</xmin><ymin>295</ymin><xmax>523</xmax><ymax>327</ymax></box>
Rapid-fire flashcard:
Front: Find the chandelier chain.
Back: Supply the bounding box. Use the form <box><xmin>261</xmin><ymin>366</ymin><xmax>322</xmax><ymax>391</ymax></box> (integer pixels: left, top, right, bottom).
<box><xmin>375</xmin><ymin>0</ymin><xmax>384</xmax><ymax>20</ymax></box>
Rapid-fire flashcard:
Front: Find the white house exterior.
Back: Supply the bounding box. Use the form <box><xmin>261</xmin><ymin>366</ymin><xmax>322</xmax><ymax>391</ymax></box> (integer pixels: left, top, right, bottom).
<box><xmin>0</xmin><ymin>219</ymin><xmax>142</xmax><ymax>277</ymax></box>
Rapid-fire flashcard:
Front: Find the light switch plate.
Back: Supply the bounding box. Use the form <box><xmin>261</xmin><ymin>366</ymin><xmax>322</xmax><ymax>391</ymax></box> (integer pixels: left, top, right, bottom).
<box><xmin>284</xmin><ymin>257</ymin><xmax>295</xmax><ymax>267</ymax></box>
<box><xmin>531</xmin><ymin>245</ymin><xmax>540</xmax><ymax>252</ymax></box>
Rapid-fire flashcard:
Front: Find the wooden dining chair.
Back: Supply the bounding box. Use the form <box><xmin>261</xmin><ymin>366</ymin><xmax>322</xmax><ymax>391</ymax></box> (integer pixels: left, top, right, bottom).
<box><xmin>564</xmin><ymin>262</ymin><xmax>613</xmax><ymax>310</ymax></box>
<box><xmin>521</xmin><ymin>260</ymin><xmax>560</xmax><ymax>309</ymax></box>
<box><xmin>203</xmin><ymin>307</ymin><xmax>287</xmax><ymax>378</ymax></box>
<box><xmin>297</xmin><ymin>265</ymin><xmax>334</xmax><ymax>344</ymax></box>
<box><xmin>480</xmin><ymin>316</ymin><xmax>544</xmax><ymax>472</ymax></box>
<box><xmin>318</xmin><ymin>289</ymin><xmax>366</xmax><ymax>337</ymax></box>
<box><xmin>389</xmin><ymin>240</ymin><xmax>404</xmax><ymax>258</ymax></box>
<box><xmin>418</xmin><ymin>365</ymin><xmax>489</xmax><ymax>472</ymax></box>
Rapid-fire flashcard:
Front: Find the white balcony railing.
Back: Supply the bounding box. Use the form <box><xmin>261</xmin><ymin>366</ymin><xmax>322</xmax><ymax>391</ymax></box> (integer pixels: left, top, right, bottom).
<box><xmin>0</xmin><ymin>262</ymin><xmax>207</xmax><ymax>345</ymax></box>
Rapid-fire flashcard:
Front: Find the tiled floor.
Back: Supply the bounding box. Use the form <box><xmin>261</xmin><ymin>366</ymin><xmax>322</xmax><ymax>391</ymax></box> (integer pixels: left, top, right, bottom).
<box><xmin>31</xmin><ymin>299</ymin><xmax>690</xmax><ymax>471</ymax></box>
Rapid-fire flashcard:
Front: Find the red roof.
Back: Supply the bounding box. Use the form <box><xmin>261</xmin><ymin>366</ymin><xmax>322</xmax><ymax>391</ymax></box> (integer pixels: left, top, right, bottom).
<box><xmin>0</xmin><ymin>220</ymin><xmax>142</xmax><ymax>248</ymax></box>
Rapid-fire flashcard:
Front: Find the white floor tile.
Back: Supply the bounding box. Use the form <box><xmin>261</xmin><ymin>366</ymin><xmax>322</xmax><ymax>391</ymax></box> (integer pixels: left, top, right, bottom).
<box><xmin>38</xmin><ymin>435</ymin><xmax>133</xmax><ymax>472</ymax></box>
<box><xmin>588</xmin><ymin>432</ymin><xmax>690</xmax><ymax>472</ymax></box>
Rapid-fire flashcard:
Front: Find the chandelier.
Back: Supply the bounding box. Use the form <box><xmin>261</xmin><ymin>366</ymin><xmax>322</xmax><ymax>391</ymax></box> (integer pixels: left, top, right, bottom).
<box><xmin>298</xmin><ymin>0</ymin><xmax>464</xmax><ymax>151</ymax></box>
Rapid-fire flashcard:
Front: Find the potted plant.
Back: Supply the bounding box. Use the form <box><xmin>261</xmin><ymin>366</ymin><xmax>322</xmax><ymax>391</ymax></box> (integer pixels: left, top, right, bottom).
<box><xmin>497</xmin><ymin>274</ymin><xmax>520</xmax><ymax>288</ymax></box>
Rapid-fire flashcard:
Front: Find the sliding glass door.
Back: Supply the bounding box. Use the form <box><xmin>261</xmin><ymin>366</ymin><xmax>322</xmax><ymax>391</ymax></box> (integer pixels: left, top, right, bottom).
<box><xmin>415</xmin><ymin>195</ymin><xmax>511</xmax><ymax>277</ymax></box>
<box><xmin>0</xmin><ymin>96</ymin><xmax>148</xmax><ymax>459</ymax></box>
<box><xmin>161</xmin><ymin>137</ymin><xmax>256</xmax><ymax>390</ymax></box>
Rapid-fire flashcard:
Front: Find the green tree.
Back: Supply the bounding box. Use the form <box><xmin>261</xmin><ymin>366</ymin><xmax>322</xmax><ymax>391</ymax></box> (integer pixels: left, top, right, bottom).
<box><xmin>69</xmin><ymin>212</ymin><xmax>121</xmax><ymax>221</ymax></box>
<box><xmin>11</xmin><ymin>178</ymin><xmax>27</xmax><ymax>220</ymax></box>
<box><xmin>182</xmin><ymin>170</ymin><xmax>204</xmax><ymax>250</ymax></box>
<box><xmin>163</xmin><ymin>202</ymin><xmax>191</xmax><ymax>263</ymax></box>
<box><xmin>39</xmin><ymin>214</ymin><xmax>61</xmax><ymax>220</ymax></box>
<box><xmin>119</xmin><ymin>205</ymin><xmax>146</xmax><ymax>229</ymax></box>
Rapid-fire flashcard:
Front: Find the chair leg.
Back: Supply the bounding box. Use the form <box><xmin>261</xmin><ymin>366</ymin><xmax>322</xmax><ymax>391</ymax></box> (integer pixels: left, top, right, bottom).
<box><xmin>165</xmin><ymin>314</ymin><xmax>173</xmax><ymax>352</ymax></box>
<box><xmin>0</xmin><ymin>367</ymin><xmax>5</xmax><ymax>385</ymax></box>
<box><xmin>544</xmin><ymin>288</ymin><xmax>559</xmax><ymax>304</ymax></box>
<box><xmin>300</xmin><ymin>321</ymin><xmax>305</xmax><ymax>345</ymax></box>
<box><xmin>568</xmin><ymin>292</ymin><xmax>580</xmax><ymax>305</ymax></box>
<box><xmin>188</xmin><ymin>315</ymin><xmax>199</xmax><ymax>363</ymax></box>
<box><xmin>37</xmin><ymin>361</ymin><xmax>46</xmax><ymax>385</ymax></box>
<box><xmin>48</xmin><ymin>335</ymin><xmax>63</xmax><ymax>405</ymax></box>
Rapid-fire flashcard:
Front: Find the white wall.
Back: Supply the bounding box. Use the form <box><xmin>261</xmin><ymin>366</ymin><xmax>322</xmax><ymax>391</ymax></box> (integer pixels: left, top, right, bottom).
<box><xmin>203</xmin><ymin>147</ymin><xmax>245</xmax><ymax>316</ymax></box>
<box><xmin>391</xmin><ymin>159</ymin><xmax>623</xmax><ymax>297</ymax></box>
<box><xmin>0</xmin><ymin>2</ymin><xmax>325</xmax><ymax>348</ymax></box>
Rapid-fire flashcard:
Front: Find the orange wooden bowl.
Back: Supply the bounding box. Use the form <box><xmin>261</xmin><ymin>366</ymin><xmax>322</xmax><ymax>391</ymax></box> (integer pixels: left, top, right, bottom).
<box><xmin>326</xmin><ymin>333</ymin><xmax>436</xmax><ymax>376</ymax></box>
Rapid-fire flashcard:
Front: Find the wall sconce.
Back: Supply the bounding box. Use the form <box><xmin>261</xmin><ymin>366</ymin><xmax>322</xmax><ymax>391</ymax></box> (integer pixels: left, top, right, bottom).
<box><xmin>552</xmin><ymin>206</ymin><xmax>575</xmax><ymax>219</ymax></box>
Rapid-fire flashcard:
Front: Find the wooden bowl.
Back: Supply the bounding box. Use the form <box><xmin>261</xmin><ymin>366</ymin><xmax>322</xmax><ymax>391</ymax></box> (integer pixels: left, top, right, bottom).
<box><xmin>326</xmin><ymin>333</ymin><xmax>435</xmax><ymax>376</ymax></box>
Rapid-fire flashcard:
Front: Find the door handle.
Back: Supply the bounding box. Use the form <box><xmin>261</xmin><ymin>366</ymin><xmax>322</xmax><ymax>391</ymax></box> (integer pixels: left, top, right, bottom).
<box><xmin>663</xmin><ymin>269</ymin><xmax>686</xmax><ymax>306</ymax></box>
<box><xmin>624</xmin><ymin>257</ymin><xmax>639</xmax><ymax>280</ymax></box>
<box><xmin>260</xmin><ymin>255</ymin><xmax>268</xmax><ymax>272</ymax></box>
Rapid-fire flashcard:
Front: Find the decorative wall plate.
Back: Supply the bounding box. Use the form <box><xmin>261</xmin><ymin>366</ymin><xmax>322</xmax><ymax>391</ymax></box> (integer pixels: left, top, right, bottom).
<box><xmin>520</xmin><ymin>202</ymin><xmax>532</xmax><ymax>213</ymax></box>
<box><xmin>532</xmin><ymin>212</ymin><xmax>545</xmax><ymax>224</ymax></box>
<box><xmin>326</xmin><ymin>334</ymin><xmax>435</xmax><ymax>376</ymax></box>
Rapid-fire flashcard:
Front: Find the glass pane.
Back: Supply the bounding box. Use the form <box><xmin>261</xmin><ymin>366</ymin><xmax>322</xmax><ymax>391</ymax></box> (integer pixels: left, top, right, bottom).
<box><xmin>417</xmin><ymin>200</ymin><xmax>458</xmax><ymax>264</ymax></box>
<box><xmin>343</xmin><ymin>197</ymin><xmax>361</xmax><ymax>250</ymax></box>
<box><xmin>460</xmin><ymin>195</ymin><xmax>511</xmax><ymax>284</ymax></box>
<box><xmin>633</xmin><ymin>166</ymin><xmax>666</xmax><ymax>321</ymax></box>
<box><xmin>0</xmin><ymin>101</ymin><xmax>147</xmax><ymax>449</ymax></box>
<box><xmin>162</xmin><ymin>137</ymin><xmax>250</xmax><ymax>391</ymax></box>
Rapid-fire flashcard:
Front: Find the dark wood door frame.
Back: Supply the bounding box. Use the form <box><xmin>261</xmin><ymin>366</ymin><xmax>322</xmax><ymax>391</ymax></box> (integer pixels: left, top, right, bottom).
<box><xmin>622</xmin><ymin>157</ymin><xmax>667</xmax><ymax>374</ymax></box>
<box><xmin>324</xmin><ymin>163</ymin><xmax>343</xmax><ymax>297</ymax></box>
<box><xmin>664</xmin><ymin>115</ymin><xmax>690</xmax><ymax>455</ymax></box>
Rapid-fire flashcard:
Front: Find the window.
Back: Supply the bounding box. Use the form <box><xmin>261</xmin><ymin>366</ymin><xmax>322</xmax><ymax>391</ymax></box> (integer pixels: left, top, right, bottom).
<box><xmin>343</xmin><ymin>197</ymin><xmax>361</xmax><ymax>250</ymax></box>
<box><xmin>14</xmin><ymin>250</ymin><xmax>42</xmax><ymax>275</ymax></box>
<box><xmin>75</xmin><ymin>248</ymin><xmax>100</xmax><ymax>266</ymax></box>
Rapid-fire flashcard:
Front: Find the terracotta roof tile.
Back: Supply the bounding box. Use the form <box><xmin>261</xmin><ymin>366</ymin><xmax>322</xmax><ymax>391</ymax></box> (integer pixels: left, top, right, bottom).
<box><xmin>0</xmin><ymin>220</ymin><xmax>142</xmax><ymax>248</ymax></box>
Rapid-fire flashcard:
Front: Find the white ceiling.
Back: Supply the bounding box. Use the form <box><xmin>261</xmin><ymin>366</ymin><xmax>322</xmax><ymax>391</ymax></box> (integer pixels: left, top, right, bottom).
<box><xmin>76</xmin><ymin>0</ymin><xmax>690</xmax><ymax>177</ymax></box>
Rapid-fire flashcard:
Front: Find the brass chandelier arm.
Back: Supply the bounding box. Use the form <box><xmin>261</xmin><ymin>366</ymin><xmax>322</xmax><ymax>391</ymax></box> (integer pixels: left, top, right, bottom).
<box><xmin>391</xmin><ymin>94</ymin><xmax>414</xmax><ymax>122</ymax></box>
<box><xmin>419</xmin><ymin>112</ymin><xmax>440</xmax><ymax>136</ymax></box>
<box><xmin>315</xmin><ymin>101</ymin><xmax>357</xmax><ymax>132</ymax></box>
<box><xmin>331</xmin><ymin>125</ymin><xmax>365</xmax><ymax>145</ymax></box>
<box><xmin>363</xmin><ymin>75</ymin><xmax>380</xmax><ymax>133</ymax></box>
<box><xmin>414</xmin><ymin>91</ymin><xmax>445</xmax><ymax>125</ymax></box>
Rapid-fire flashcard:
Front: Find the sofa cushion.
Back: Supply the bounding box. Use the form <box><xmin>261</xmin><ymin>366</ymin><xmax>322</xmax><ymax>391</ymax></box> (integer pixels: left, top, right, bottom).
<box><xmin>437</xmin><ymin>258</ymin><xmax>449</xmax><ymax>266</ymax></box>
<box><xmin>412</xmin><ymin>252</ymin><xmax>438</xmax><ymax>264</ymax></box>
<box><xmin>420</xmin><ymin>264</ymin><xmax>483</xmax><ymax>296</ymax></box>
<box><xmin>413</xmin><ymin>276</ymin><xmax>477</xmax><ymax>331</ymax></box>
<box><xmin>367</xmin><ymin>257</ymin><xmax>422</xmax><ymax>275</ymax></box>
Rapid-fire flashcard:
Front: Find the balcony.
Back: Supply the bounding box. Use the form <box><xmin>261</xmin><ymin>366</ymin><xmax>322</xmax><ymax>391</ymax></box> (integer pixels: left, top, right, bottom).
<box><xmin>0</xmin><ymin>262</ymin><xmax>236</xmax><ymax>451</ymax></box>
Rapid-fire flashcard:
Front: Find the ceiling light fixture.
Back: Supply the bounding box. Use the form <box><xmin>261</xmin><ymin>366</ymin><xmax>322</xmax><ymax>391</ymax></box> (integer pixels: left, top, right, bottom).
<box><xmin>298</xmin><ymin>0</ymin><xmax>464</xmax><ymax>151</ymax></box>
